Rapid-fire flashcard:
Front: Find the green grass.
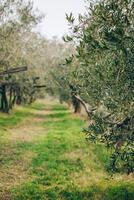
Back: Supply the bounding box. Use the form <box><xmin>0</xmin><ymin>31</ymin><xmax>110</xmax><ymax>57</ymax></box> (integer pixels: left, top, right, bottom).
<box><xmin>0</xmin><ymin>107</ymin><xmax>31</xmax><ymax>129</ymax></box>
<box><xmin>0</xmin><ymin>100</ymin><xmax>133</xmax><ymax>200</ymax></box>
<box><xmin>26</xmin><ymin>102</ymin><xmax>46</xmax><ymax>111</ymax></box>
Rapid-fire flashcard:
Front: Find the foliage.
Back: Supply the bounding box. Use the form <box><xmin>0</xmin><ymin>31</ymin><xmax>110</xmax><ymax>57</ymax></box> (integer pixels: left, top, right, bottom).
<box><xmin>0</xmin><ymin>0</ymin><xmax>42</xmax><ymax>112</ymax></box>
<box><xmin>48</xmin><ymin>0</ymin><xmax>134</xmax><ymax>173</ymax></box>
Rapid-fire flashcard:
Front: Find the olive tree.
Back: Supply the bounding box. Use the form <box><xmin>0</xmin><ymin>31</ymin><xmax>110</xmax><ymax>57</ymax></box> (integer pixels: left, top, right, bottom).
<box><xmin>49</xmin><ymin>0</ymin><xmax>134</xmax><ymax>173</ymax></box>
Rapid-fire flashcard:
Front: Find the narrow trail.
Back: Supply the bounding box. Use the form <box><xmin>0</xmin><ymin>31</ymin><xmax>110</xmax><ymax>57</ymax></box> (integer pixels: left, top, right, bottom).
<box><xmin>0</xmin><ymin>101</ymin><xmax>133</xmax><ymax>200</ymax></box>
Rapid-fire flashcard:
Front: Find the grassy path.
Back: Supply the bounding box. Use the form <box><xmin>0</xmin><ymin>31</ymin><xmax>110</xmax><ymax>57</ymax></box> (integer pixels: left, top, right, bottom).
<box><xmin>0</xmin><ymin>101</ymin><xmax>134</xmax><ymax>200</ymax></box>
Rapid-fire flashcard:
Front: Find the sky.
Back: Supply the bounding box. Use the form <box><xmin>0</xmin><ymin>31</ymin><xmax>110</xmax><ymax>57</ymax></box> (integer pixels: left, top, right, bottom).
<box><xmin>33</xmin><ymin>0</ymin><xmax>86</xmax><ymax>39</ymax></box>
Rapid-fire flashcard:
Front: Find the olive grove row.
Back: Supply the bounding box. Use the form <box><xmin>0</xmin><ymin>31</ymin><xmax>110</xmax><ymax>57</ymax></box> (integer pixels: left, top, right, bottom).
<box><xmin>0</xmin><ymin>0</ymin><xmax>71</xmax><ymax>112</ymax></box>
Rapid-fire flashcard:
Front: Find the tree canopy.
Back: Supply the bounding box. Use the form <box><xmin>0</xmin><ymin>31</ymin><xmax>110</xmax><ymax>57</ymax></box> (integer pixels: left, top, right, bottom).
<box><xmin>47</xmin><ymin>0</ymin><xmax>134</xmax><ymax>173</ymax></box>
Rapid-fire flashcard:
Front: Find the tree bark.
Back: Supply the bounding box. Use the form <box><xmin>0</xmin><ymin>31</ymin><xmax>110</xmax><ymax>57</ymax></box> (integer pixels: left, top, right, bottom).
<box><xmin>73</xmin><ymin>95</ymin><xmax>96</xmax><ymax>118</ymax></box>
